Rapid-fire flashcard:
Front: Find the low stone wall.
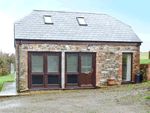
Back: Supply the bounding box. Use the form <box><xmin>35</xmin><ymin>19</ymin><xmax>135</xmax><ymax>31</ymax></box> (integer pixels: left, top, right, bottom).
<box><xmin>15</xmin><ymin>43</ymin><xmax>140</xmax><ymax>91</ymax></box>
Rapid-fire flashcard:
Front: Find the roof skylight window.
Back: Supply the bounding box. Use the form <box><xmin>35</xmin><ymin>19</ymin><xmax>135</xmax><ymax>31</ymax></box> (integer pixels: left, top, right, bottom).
<box><xmin>77</xmin><ymin>17</ymin><xmax>87</xmax><ymax>26</ymax></box>
<box><xmin>44</xmin><ymin>16</ymin><xmax>53</xmax><ymax>24</ymax></box>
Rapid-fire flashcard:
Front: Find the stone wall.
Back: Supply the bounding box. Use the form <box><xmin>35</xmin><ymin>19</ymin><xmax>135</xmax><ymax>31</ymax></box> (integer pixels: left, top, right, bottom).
<box><xmin>15</xmin><ymin>43</ymin><xmax>140</xmax><ymax>91</ymax></box>
<box><xmin>147</xmin><ymin>63</ymin><xmax>150</xmax><ymax>81</ymax></box>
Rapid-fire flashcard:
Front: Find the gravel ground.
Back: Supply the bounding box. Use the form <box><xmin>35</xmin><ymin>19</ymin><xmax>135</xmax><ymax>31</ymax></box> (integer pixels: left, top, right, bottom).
<box><xmin>0</xmin><ymin>88</ymin><xmax>150</xmax><ymax>113</ymax></box>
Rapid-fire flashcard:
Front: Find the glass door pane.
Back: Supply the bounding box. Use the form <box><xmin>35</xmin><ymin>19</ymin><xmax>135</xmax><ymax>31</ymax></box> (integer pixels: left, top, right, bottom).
<box><xmin>67</xmin><ymin>75</ymin><xmax>78</xmax><ymax>83</ymax></box>
<box><xmin>47</xmin><ymin>55</ymin><xmax>59</xmax><ymax>72</ymax></box>
<box><xmin>32</xmin><ymin>75</ymin><xmax>43</xmax><ymax>85</ymax></box>
<box><xmin>32</xmin><ymin>55</ymin><xmax>43</xmax><ymax>72</ymax></box>
<box><xmin>48</xmin><ymin>75</ymin><xmax>59</xmax><ymax>84</ymax></box>
<box><xmin>81</xmin><ymin>55</ymin><xmax>92</xmax><ymax>72</ymax></box>
<box><xmin>47</xmin><ymin>54</ymin><xmax>60</xmax><ymax>88</ymax></box>
<box><xmin>126</xmin><ymin>54</ymin><xmax>131</xmax><ymax>81</ymax></box>
<box><xmin>67</xmin><ymin>54</ymin><xmax>78</xmax><ymax>72</ymax></box>
<box><xmin>122</xmin><ymin>54</ymin><xmax>131</xmax><ymax>81</ymax></box>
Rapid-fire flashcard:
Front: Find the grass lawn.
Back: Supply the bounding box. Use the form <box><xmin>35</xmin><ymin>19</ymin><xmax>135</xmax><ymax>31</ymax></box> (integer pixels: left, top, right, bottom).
<box><xmin>0</xmin><ymin>73</ymin><xmax>15</xmax><ymax>92</ymax></box>
<box><xmin>107</xmin><ymin>81</ymin><xmax>150</xmax><ymax>91</ymax></box>
<box><xmin>140</xmin><ymin>59</ymin><xmax>150</xmax><ymax>64</ymax></box>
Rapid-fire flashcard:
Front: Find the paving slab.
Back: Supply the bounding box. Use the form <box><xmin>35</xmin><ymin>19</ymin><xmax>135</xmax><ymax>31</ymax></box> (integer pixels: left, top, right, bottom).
<box><xmin>0</xmin><ymin>82</ymin><xmax>18</xmax><ymax>96</ymax></box>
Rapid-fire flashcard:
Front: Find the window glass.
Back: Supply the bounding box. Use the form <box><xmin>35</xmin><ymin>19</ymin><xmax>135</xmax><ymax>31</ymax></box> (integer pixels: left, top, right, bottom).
<box><xmin>32</xmin><ymin>76</ymin><xmax>43</xmax><ymax>85</ymax></box>
<box><xmin>32</xmin><ymin>55</ymin><xmax>43</xmax><ymax>72</ymax></box>
<box><xmin>48</xmin><ymin>55</ymin><xmax>59</xmax><ymax>72</ymax></box>
<box><xmin>82</xmin><ymin>55</ymin><xmax>92</xmax><ymax>72</ymax></box>
<box><xmin>122</xmin><ymin>54</ymin><xmax>131</xmax><ymax>81</ymax></box>
<box><xmin>67</xmin><ymin>75</ymin><xmax>78</xmax><ymax>83</ymax></box>
<box><xmin>67</xmin><ymin>54</ymin><xmax>78</xmax><ymax>72</ymax></box>
<box><xmin>77</xmin><ymin>17</ymin><xmax>86</xmax><ymax>25</ymax></box>
<box><xmin>44</xmin><ymin>16</ymin><xmax>52</xmax><ymax>23</ymax></box>
<box><xmin>48</xmin><ymin>75</ymin><xmax>59</xmax><ymax>84</ymax></box>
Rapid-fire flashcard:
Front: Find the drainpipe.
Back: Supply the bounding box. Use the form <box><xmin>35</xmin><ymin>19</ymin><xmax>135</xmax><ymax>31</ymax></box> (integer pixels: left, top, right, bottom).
<box><xmin>18</xmin><ymin>40</ymin><xmax>22</xmax><ymax>92</ymax></box>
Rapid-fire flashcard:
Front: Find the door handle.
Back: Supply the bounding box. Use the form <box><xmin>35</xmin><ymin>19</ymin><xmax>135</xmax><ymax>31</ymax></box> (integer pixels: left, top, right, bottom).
<box><xmin>92</xmin><ymin>68</ymin><xmax>93</xmax><ymax>72</ymax></box>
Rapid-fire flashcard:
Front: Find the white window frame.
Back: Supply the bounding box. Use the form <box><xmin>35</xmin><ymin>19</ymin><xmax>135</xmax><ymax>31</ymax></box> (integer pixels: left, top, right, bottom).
<box><xmin>43</xmin><ymin>15</ymin><xmax>53</xmax><ymax>24</ymax></box>
<box><xmin>76</xmin><ymin>17</ymin><xmax>87</xmax><ymax>26</ymax></box>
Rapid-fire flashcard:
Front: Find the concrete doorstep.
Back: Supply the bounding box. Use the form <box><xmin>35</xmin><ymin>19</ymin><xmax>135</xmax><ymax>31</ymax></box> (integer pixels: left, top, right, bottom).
<box><xmin>0</xmin><ymin>84</ymin><xmax>122</xmax><ymax>98</ymax></box>
<box><xmin>0</xmin><ymin>82</ymin><xmax>18</xmax><ymax>97</ymax></box>
<box><xmin>0</xmin><ymin>82</ymin><xmax>140</xmax><ymax>98</ymax></box>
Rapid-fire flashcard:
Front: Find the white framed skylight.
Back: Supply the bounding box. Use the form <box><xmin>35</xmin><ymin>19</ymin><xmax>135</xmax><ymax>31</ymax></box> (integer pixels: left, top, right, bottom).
<box><xmin>44</xmin><ymin>15</ymin><xmax>53</xmax><ymax>24</ymax></box>
<box><xmin>77</xmin><ymin>17</ymin><xmax>87</xmax><ymax>26</ymax></box>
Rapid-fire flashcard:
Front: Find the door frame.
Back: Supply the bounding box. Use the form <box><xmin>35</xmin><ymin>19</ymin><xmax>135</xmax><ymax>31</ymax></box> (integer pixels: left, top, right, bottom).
<box><xmin>79</xmin><ymin>53</ymin><xmax>94</xmax><ymax>87</ymax></box>
<box><xmin>65</xmin><ymin>52</ymin><xmax>79</xmax><ymax>88</ymax></box>
<box><xmin>65</xmin><ymin>52</ymin><xmax>96</xmax><ymax>88</ymax></box>
<box><xmin>122</xmin><ymin>52</ymin><xmax>133</xmax><ymax>84</ymax></box>
<box><xmin>28</xmin><ymin>51</ymin><xmax>61</xmax><ymax>89</ymax></box>
<box><xmin>46</xmin><ymin>52</ymin><xmax>61</xmax><ymax>88</ymax></box>
<box><xmin>28</xmin><ymin>52</ymin><xmax>45</xmax><ymax>88</ymax></box>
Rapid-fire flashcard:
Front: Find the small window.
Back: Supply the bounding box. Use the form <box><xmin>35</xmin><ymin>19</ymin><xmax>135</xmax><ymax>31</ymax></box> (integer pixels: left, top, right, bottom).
<box><xmin>67</xmin><ymin>54</ymin><xmax>78</xmax><ymax>72</ymax></box>
<box><xmin>32</xmin><ymin>54</ymin><xmax>43</xmax><ymax>72</ymax></box>
<box><xmin>44</xmin><ymin>16</ymin><xmax>53</xmax><ymax>24</ymax></box>
<box><xmin>77</xmin><ymin>17</ymin><xmax>87</xmax><ymax>26</ymax></box>
<box><xmin>32</xmin><ymin>75</ymin><xmax>43</xmax><ymax>85</ymax></box>
<box><xmin>81</xmin><ymin>55</ymin><xmax>92</xmax><ymax>72</ymax></box>
<box><xmin>48</xmin><ymin>75</ymin><xmax>59</xmax><ymax>84</ymax></box>
<box><xmin>67</xmin><ymin>75</ymin><xmax>78</xmax><ymax>84</ymax></box>
<box><xmin>47</xmin><ymin>55</ymin><xmax>59</xmax><ymax>72</ymax></box>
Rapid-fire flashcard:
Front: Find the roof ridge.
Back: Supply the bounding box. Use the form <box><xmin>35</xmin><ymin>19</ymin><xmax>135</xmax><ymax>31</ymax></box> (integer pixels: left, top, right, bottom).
<box><xmin>33</xmin><ymin>9</ymin><xmax>107</xmax><ymax>15</ymax></box>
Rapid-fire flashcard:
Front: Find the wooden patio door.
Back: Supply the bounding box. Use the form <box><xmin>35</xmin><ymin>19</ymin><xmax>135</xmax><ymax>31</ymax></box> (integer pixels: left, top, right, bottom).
<box><xmin>79</xmin><ymin>53</ymin><xmax>96</xmax><ymax>87</ymax></box>
<box><xmin>65</xmin><ymin>52</ymin><xmax>96</xmax><ymax>88</ymax></box>
<box><xmin>28</xmin><ymin>52</ymin><xmax>61</xmax><ymax>89</ymax></box>
<box><xmin>122</xmin><ymin>53</ymin><xmax>132</xmax><ymax>83</ymax></box>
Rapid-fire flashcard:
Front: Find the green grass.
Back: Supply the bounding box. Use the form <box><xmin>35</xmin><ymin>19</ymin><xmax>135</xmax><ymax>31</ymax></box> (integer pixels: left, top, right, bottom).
<box><xmin>107</xmin><ymin>81</ymin><xmax>150</xmax><ymax>92</ymax></box>
<box><xmin>0</xmin><ymin>73</ymin><xmax>15</xmax><ymax>92</ymax></box>
<box><xmin>140</xmin><ymin>59</ymin><xmax>150</xmax><ymax>64</ymax></box>
<box><xmin>145</xmin><ymin>96</ymin><xmax>150</xmax><ymax>99</ymax></box>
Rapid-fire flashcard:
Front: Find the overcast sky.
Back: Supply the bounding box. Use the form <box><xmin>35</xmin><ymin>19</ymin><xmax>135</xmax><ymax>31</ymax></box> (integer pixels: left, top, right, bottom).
<box><xmin>0</xmin><ymin>0</ymin><xmax>150</xmax><ymax>54</ymax></box>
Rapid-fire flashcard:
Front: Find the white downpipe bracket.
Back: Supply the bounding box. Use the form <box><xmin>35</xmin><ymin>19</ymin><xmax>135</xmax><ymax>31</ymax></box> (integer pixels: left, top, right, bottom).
<box><xmin>61</xmin><ymin>51</ymin><xmax>65</xmax><ymax>89</ymax></box>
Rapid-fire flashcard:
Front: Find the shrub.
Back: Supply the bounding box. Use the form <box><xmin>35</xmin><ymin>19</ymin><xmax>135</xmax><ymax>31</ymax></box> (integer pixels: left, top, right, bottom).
<box><xmin>0</xmin><ymin>68</ymin><xmax>2</xmax><ymax>76</ymax></box>
<box><xmin>0</xmin><ymin>51</ymin><xmax>15</xmax><ymax>75</ymax></box>
<box><xmin>2</xmin><ymin>61</ymin><xmax>11</xmax><ymax>76</ymax></box>
<box><xmin>2</xmin><ymin>68</ymin><xmax>7</xmax><ymax>76</ymax></box>
<box><xmin>145</xmin><ymin>96</ymin><xmax>150</xmax><ymax>99</ymax></box>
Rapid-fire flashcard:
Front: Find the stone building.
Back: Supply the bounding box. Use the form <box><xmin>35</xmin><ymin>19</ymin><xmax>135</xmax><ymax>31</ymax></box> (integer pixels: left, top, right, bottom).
<box><xmin>14</xmin><ymin>10</ymin><xmax>142</xmax><ymax>92</ymax></box>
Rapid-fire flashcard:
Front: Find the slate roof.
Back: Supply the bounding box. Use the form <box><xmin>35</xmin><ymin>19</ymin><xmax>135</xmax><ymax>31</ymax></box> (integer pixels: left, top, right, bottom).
<box><xmin>14</xmin><ymin>10</ymin><xmax>142</xmax><ymax>42</ymax></box>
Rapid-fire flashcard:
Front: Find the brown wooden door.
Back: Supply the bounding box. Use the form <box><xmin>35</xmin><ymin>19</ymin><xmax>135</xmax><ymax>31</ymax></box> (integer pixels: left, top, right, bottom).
<box><xmin>28</xmin><ymin>52</ymin><xmax>61</xmax><ymax>89</ymax></box>
<box><xmin>65</xmin><ymin>53</ymin><xmax>79</xmax><ymax>88</ymax></box>
<box><xmin>46</xmin><ymin>53</ymin><xmax>61</xmax><ymax>88</ymax></box>
<box><xmin>65</xmin><ymin>52</ymin><xmax>96</xmax><ymax>88</ymax></box>
<box><xmin>79</xmin><ymin>53</ymin><xmax>96</xmax><ymax>87</ymax></box>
